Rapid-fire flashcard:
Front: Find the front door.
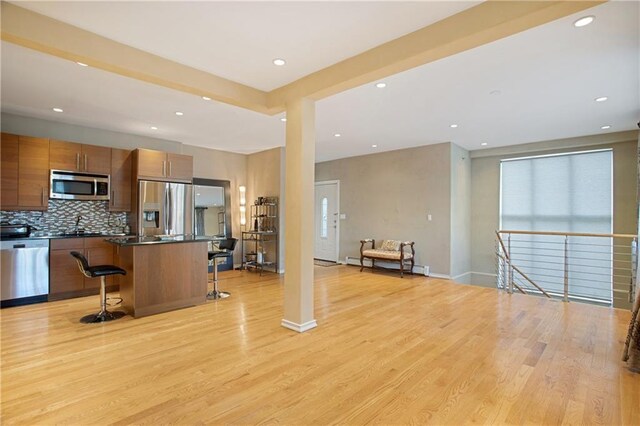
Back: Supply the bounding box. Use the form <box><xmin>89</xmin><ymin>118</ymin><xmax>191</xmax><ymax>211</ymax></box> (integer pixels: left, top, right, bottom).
<box><xmin>314</xmin><ymin>181</ymin><xmax>339</xmax><ymax>262</ymax></box>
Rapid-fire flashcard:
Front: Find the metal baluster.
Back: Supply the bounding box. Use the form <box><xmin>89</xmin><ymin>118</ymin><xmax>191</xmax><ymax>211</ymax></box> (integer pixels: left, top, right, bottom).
<box><xmin>631</xmin><ymin>237</ymin><xmax>638</xmax><ymax>303</ymax></box>
<box><xmin>508</xmin><ymin>233</ymin><xmax>513</xmax><ymax>294</ymax></box>
<box><xmin>563</xmin><ymin>235</ymin><xmax>569</xmax><ymax>302</ymax></box>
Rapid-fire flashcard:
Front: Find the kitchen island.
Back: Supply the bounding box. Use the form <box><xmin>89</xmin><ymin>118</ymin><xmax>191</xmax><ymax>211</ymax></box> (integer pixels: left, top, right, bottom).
<box><xmin>106</xmin><ymin>236</ymin><xmax>211</xmax><ymax>318</ymax></box>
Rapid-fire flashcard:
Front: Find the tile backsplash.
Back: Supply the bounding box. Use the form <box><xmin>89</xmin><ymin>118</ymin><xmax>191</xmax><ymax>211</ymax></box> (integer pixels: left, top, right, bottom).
<box><xmin>1</xmin><ymin>200</ymin><xmax>128</xmax><ymax>234</ymax></box>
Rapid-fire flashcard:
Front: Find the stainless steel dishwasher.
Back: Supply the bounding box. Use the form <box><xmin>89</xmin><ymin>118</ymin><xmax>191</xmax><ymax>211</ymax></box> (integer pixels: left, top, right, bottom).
<box><xmin>1</xmin><ymin>239</ymin><xmax>49</xmax><ymax>307</ymax></box>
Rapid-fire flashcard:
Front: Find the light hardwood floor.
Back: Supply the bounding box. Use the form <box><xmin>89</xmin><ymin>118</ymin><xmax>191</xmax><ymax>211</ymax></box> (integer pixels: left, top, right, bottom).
<box><xmin>1</xmin><ymin>265</ymin><xmax>638</xmax><ymax>425</ymax></box>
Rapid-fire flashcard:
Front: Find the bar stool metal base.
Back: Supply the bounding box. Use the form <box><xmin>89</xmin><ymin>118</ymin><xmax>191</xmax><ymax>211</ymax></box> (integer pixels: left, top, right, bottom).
<box><xmin>80</xmin><ymin>275</ymin><xmax>126</xmax><ymax>324</ymax></box>
<box><xmin>80</xmin><ymin>310</ymin><xmax>126</xmax><ymax>323</ymax></box>
<box><xmin>207</xmin><ymin>253</ymin><xmax>231</xmax><ymax>300</ymax></box>
<box><xmin>206</xmin><ymin>290</ymin><xmax>230</xmax><ymax>300</ymax></box>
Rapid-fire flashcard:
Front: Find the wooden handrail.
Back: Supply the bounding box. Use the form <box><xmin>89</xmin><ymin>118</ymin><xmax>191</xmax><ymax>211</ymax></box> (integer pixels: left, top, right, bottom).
<box><xmin>498</xmin><ymin>230</ymin><xmax>637</xmax><ymax>239</ymax></box>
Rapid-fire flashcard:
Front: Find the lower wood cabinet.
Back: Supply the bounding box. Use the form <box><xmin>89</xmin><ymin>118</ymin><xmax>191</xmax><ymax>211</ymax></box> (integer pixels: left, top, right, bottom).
<box><xmin>49</xmin><ymin>237</ymin><xmax>115</xmax><ymax>300</ymax></box>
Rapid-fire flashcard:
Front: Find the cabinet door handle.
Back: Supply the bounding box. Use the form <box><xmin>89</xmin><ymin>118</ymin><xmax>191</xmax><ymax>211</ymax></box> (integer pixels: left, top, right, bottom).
<box><xmin>162</xmin><ymin>160</ymin><xmax>166</xmax><ymax>176</ymax></box>
<box><xmin>111</xmin><ymin>190</ymin><xmax>115</xmax><ymax>206</ymax></box>
<box><xmin>84</xmin><ymin>154</ymin><xmax>88</xmax><ymax>172</ymax></box>
<box><xmin>169</xmin><ymin>161</ymin><xmax>172</xmax><ymax>177</ymax></box>
<box><xmin>41</xmin><ymin>187</ymin><xmax>46</xmax><ymax>206</ymax></box>
<box><xmin>76</xmin><ymin>153</ymin><xmax>80</xmax><ymax>170</ymax></box>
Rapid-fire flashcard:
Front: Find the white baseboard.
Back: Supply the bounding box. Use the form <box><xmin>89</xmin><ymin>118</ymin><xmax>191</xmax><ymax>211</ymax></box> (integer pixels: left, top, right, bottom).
<box><xmin>281</xmin><ymin>319</ymin><xmax>318</xmax><ymax>333</ymax></box>
<box><xmin>344</xmin><ymin>256</ymin><xmax>448</xmax><ymax>278</ymax></box>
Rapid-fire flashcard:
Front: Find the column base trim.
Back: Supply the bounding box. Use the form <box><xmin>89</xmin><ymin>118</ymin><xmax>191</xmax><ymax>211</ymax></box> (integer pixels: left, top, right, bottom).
<box><xmin>281</xmin><ymin>319</ymin><xmax>318</xmax><ymax>333</ymax></box>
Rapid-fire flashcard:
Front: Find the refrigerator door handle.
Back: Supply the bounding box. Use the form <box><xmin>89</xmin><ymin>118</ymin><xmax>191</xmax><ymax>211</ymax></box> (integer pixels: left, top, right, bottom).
<box><xmin>164</xmin><ymin>185</ymin><xmax>170</xmax><ymax>234</ymax></box>
<box><xmin>168</xmin><ymin>185</ymin><xmax>173</xmax><ymax>234</ymax></box>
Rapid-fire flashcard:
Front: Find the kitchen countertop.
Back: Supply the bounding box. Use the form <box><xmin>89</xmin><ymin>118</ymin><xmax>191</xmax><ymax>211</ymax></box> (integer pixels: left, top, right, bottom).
<box><xmin>104</xmin><ymin>235</ymin><xmax>216</xmax><ymax>246</ymax></box>
<box><xmin>0</xmin><ymin>232</ymin><xmax>133</xmax><ymax>241</ymax></box>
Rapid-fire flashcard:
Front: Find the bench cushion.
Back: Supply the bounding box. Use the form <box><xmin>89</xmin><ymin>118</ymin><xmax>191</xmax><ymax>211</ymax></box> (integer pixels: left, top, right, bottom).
<box><xmin>379</xmin><ymin>240</ymin><xmax>401</xmax><ymax>251</ymax></box>
<box><xmin>362</xmin><ymin>249</ymin><xmax>413</xmax><ymax>260</ymax></box>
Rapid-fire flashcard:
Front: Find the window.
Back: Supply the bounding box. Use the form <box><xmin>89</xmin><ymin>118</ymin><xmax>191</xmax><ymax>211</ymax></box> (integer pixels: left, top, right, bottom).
<box><xmin>500</xmin><ymin>149</ymin><xmax>613</xmax><ymax>302</ymax></box>
<box><xmin>321</xmin><ymin>197</ymin><xmax>328</xmax><ymax>238</ymax></box>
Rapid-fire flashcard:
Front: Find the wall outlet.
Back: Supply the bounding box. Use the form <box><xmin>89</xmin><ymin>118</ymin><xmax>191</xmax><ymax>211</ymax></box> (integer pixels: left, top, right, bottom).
<box><xmin>427</xmin><ymin>214</ymin><xmax>432</xmax><ymax>221</ymax></box>
<box><xmin>423</xmin><ymin>266</ymin><xmax>430</xmax><ymax>276</ymax></box>
<box><xmin>339</xmin><ymin>213</ymin><xmax>346</xmax><ymax>220</ymax></box>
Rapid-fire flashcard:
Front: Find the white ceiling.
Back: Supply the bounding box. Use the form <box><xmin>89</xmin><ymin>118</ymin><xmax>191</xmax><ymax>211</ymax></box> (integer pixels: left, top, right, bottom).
<box><xmin>11</xmin><ymin>1</ymin><xmax>479</xmax><ymax>91</ymax></box>
<box><xmin>315</xmin><ymin>1</ymin><xmax>640</xmax><ymax>161</ymax></box>
<box><xmin>1</xmin><ymin>1</ymin><xmax>639</xmax><ymax>163</ymax></box>
<box><xmin>1</xmin><ymin>41</ymin><xmax>284</xmax><ymax>154</ymax></box>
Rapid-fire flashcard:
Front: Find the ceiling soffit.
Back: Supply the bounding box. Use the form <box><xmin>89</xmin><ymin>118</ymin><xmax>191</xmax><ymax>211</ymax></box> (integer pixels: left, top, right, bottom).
<box><xmin>1</xmin><ymin>1</ymin><xmax>605</xmax><ymax>116</ymax></box>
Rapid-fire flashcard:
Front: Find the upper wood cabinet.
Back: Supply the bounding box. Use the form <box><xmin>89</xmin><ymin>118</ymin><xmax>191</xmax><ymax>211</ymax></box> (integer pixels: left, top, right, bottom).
<box><xmin>1</xmin><ymin>133</ymin><xmax>49</xmax><ymax>210</ymax></box>
<box><xmin>50</xmin><ymin>140</ymin><xmax>111</xmax><ymax>174</ymax></box>
<box><xmin>109</xmin><ymin>148</ymin><xmax>132</xmax><ymax>212</ymax></box>
<box><xmin>18</xmin><ymin>136</ymin><xmax>49</xmax><ymax>210</ymax></box>
<box><xmin>167</xmin><ymin>153</ymin><xmax>193</xmax><ymax>181</ymax></box>
<box><xmin>135</xmin><ymin>149</ymin><xmax>192</xmax><ymax>182</ymax></box>
<box><xmin>1</xmin><ymin>133</ymin><xmax>19</xmax><ymax>208</ymax></box>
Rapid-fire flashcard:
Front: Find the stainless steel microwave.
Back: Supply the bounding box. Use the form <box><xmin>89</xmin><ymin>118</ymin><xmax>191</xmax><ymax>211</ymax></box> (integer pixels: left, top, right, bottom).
<box><xmin>50</xmin><ymin>170</ymin><xmax>110</xmax><ymax>201</ymax></box>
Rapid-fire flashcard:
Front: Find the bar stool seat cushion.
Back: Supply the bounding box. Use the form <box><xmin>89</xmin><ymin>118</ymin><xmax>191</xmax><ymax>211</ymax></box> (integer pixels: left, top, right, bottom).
<box><xmin>85</xmin><ymin>265</ymin><xmax>126</xmax><ymax>278</ymax></box>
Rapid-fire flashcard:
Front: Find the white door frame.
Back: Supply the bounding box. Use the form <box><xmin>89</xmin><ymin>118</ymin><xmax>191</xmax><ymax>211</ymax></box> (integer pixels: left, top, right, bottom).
<box><xmin>315</xmin><ymin>180</ymin><xmax>340</xmax><ymax>263</ymax></box>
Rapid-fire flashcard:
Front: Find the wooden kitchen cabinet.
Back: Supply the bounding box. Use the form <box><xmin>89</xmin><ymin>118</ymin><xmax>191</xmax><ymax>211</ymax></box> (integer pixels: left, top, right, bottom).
<box><xmin>135</xmin><ymin>149</ymin><xmax>192</xmax><ymax>182</ymax></box>
<box><xmin>83</xmin><ymin>238</ymin><xmax>115</xmax><ymax>289</ymax></box>
<box><xmin>50</xmin><ymin>139</ymin><xmax>111</xmax><ymax>174</ymax></box>
<box><xmin>49</xmin><ymin>237</ymin><xmax>116</xmax><ymax>299</ymax></box>
<box><xmin>1</xmin><ymin>133</ymin><xmax>19</xmax><ymax>208</ymax></box>
<box><xmin>109</xmin><ymin>148</ymin><xmax>132</xmax><ymax>212</ymax></box>
<box><xmin>49</xmin><ymin>238</ymin><xmax>85</xmax><ymax>295</ymax></box>
<box><xmin>18</xmin><ymin>136</ymin><xmax>49</xmax><ymax>209</ymax></box>
<box><xmin>82</xmin><ymin>144</ymin><xmax>111</xmax><ymax>174</ymax></box>
<box><xmin>166</xmin><ymin>153</ymin><xmax>193</xmax><ymax>181</ymax></box>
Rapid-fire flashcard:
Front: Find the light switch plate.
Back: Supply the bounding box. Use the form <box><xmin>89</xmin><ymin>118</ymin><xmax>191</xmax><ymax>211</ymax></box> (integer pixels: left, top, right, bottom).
<box><xmin>339</xmin><ymin>213</ymin><xmax>347</xmax><ymax>220</ymax></box>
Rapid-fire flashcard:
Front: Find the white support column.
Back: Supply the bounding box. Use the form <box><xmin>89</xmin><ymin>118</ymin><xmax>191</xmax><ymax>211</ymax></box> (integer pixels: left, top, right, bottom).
<box><xmin>281</xmin><ymin>97</ymin><xmax>317</xmax><ymax>333</ymax></box>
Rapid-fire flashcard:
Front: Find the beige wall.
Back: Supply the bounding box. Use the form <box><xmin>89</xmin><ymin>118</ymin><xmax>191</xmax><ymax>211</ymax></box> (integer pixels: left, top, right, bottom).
<box><xmin>470</xmin><ymin>134</ymin><xmax>639</xmax><ymax>306</ymax></box>
<box><xmin>182</xmin><ymin>144</ymin><xmax>247</xmax><ymax>265</ymax></box>
<box><xmin>246</xmin><ymin>147</ymin><xmax>285</xmax><ymax>269</ymax></box>
<box><xmin>315</xmin><ymin>143</ymin><xmax>452</xmax><ymax>275</ymax></box>
<box><xmin>450</xmin><ymin>143</ymin><xmax>471</xmax><ymax>281</ymax></box>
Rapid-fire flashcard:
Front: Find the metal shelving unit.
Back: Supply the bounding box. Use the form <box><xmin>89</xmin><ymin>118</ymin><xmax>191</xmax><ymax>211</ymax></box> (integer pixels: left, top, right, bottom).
<box><xmin>241</xmin><ymin>197</ymin><xmax>278</xmax><ymax>275</ymax></box>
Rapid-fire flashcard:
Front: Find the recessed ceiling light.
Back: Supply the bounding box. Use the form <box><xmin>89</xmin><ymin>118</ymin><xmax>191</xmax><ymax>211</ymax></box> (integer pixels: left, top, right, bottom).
<box><xmin>601</xmin><ymin>125</ymin><xmax>611</xmax><ymax>130</ymax></box>
<box><xmin>273</xmin><ymin>58</ymin><xmax>286</xmax><ymax>66</ymax></box>
<box><xmin>450</xmin><ymin>124</ymin><xmax>458</xmax><ymax>128</ymax></box>
<box><xmin>375</xmin><ymin>82</ymin><xmax>387</xmax><ymax>89</ymax></box>
<box><xmin>334</xmin><ymin>133</ymin><xmax>341</xmax><ymax>138</ymax></box>
<box><xmin>574</xmin><ymin>15</ymin><xmax>595</xmax><ymax>28</ymax></box>
<box><xmin>76</xmin><ymin>62</ymin><xmax>88</xmax><ymax>67</ymax></box>
<box><xmin>175</xmin><ymin>111</ymin><xmax>184</xmax><ymax>116</ymax></box>
<box><xmin>595</xmin><ymin>96</ymin><xmax>608</xmax><ymax>102</ymax></box>
<box><xmin>371</xmin><ymin>144</ymin><xmax>378</xmax><ymax>148</ymax></box>
<box><xmin>490</xmin><ymin>90</ymin><xmax>502</xmax><ymax>96</ymax></box>
<box><xmin>481</xmin><ymin>142</ymin><xmax>488</xmax><ymax>146</ymax></box>
<box><xmin>150</xmin><ymin>126</ymin><xmax>158</xmax><ymax>130</ymax></box>
<box><xmin>280</xmin><ymin>117</ymin><xmax>287</xmax><ymax>122</ymax></box>
<box><xmin>202</xmin><ymin>96</ymin><xmax>211</xmax><ymax>101</ymax></box>
<box><xmin>196</xmin><ymin>193</ymin><xmax>201</xmax><ymax>196</ymax></box>
<box><xmin>52</xmin><ymin>108</ymin><xmax>63</xmax><ymax>113</ymax></box>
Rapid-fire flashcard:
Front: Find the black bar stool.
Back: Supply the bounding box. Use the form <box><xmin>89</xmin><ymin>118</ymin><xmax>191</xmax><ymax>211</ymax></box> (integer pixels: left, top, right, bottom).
<box><xmin>70</xmin><ymin>251</ymin><xmax>127</xmax><ymax>323</ymax></box>
<box><xmin>207</xmin><ymin>238</ymin><xmax>237</xmax><ymax>300</ymax></box>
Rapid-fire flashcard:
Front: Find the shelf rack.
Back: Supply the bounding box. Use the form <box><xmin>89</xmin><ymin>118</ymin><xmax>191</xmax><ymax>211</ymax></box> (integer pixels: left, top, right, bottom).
<box><xmin>241</xmin><ymin>197</ymin><xmax>278</xmax><ymax>275</ymax></box>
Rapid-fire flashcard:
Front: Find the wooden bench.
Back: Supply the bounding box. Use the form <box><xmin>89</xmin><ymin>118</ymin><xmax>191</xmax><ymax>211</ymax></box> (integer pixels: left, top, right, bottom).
<box><xmin>360</xmin><ymin>239</ymin><xmax>415</xmax><ymax>278</ymax></box>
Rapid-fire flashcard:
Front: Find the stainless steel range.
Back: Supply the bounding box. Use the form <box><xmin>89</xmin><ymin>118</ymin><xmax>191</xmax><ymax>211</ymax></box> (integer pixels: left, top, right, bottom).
<box><xmin>0</xmin><ymin>224</ymin><xmax>49</xmax><ymax>307</ymax></box>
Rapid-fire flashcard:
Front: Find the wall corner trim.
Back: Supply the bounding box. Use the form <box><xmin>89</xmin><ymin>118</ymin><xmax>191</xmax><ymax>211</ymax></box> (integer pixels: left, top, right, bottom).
<box><xmin>281</xmin><ymin>319</ymin><xmax>318</xmax><ymax>333</ymax></box>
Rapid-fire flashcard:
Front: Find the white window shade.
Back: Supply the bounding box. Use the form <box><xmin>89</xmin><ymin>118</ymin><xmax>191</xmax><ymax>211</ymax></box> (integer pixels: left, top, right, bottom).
<box><xmin>500</xmin><ymin>149</ymin><xmax>613</xmax><ymax>302</ymax></box>
<box><xmin>501</xmin><ymin>150</ymin><xmax>612</xmax><ymax>233</ymax></box>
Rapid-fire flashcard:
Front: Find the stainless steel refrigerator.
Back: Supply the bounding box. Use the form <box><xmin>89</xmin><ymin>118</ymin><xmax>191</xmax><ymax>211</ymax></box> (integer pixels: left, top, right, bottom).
<box><xmin>138</xmin><ymin>180</ymin><xmax>193</xmax><ymax>236</ymax></box>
